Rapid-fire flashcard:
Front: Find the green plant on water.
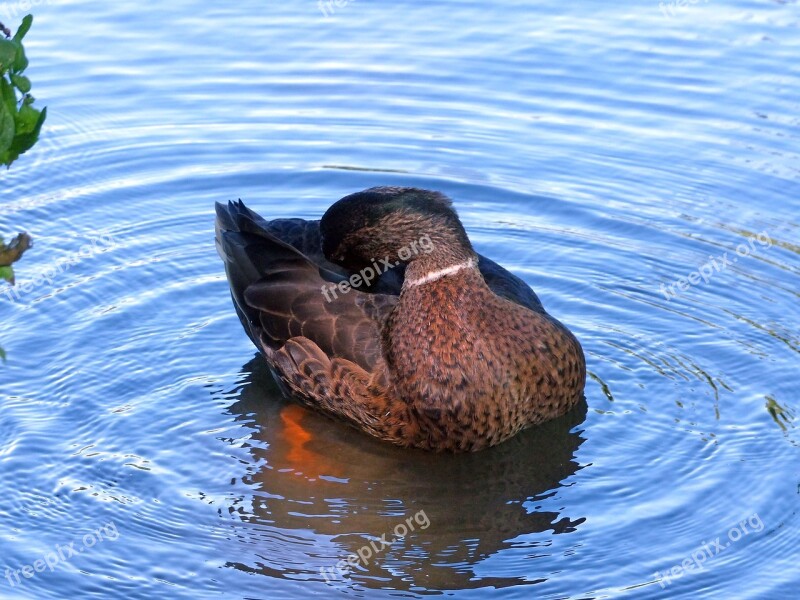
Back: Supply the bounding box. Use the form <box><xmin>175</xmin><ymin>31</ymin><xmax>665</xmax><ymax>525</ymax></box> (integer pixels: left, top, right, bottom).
<box><xmin>1</xmin><ymin>15</ymin><xmax>46</xmax><ymax>361</ymax></box>
<box><xmin>0</xmin><ymin>15</ymin><xmax>46</xmax><ymax>168</ymax></box>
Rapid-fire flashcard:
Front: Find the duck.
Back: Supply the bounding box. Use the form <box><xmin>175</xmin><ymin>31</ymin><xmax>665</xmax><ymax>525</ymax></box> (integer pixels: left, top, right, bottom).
<box><xmin>215</xmin><ymin>186</ymin><xmax>586</xmax><ymax>452</ymax></box>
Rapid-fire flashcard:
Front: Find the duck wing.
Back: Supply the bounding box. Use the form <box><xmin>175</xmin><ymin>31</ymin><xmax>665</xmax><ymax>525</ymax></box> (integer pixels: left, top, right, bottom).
<box><xmin>476</xmin><ymin>255</ymin><xmax>544</xmax><ymax>313</ymax></box>
<box><xmin>258</xmin><ymin>217</ymin><xmax>336</xmax><ymax>271</ymax></box>
<box><xmin>215</xmin><ymin>200</ymin><xmax>396</xmax><ymax>371</ymax></box>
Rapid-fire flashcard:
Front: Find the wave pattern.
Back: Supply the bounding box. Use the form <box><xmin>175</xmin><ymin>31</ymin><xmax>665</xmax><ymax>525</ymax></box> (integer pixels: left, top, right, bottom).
<box><xmin>0</xmin><ymin>0</ymin><xmax>798</xmax><ymax>598</ymax></box>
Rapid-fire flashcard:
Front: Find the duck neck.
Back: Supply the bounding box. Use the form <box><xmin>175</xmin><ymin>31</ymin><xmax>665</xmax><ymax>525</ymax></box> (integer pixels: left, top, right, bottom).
<box><xmin>401</xmin><ymin>249</ymin><xmax>479</xmax><ymax>292</ymax></box>
<box><xmin>384</xmin><ymin>249</ymin><xmax>487</xmax><ymax>413</ymax></box>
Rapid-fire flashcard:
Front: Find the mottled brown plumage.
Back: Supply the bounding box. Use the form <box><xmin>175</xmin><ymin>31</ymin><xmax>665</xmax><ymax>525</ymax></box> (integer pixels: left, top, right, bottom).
<box><xmin>215</xmin><ymin>186</ymin><xmax>586</xmax><ymax>452</ymax></box>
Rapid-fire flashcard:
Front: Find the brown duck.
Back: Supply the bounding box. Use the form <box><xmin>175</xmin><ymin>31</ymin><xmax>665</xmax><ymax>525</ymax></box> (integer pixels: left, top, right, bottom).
<box><xmin>215</xmin><ymin>186</ymin><xmax>586</xmax><ymax>452</ymax></box>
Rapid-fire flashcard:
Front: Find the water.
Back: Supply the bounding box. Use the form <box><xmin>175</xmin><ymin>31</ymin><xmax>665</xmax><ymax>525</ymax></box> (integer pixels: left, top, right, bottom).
<box><xmin>1</xmin><ymin>0</ymin><xmax>798</xmax><ymax>598</ymax></box>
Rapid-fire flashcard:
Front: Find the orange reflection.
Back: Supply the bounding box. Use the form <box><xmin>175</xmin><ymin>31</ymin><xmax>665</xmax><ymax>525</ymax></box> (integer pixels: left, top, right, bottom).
<box><xmin>278</xmin><ymin>404</ymin><xmax>343</xmax><ymax>480</ymax></box>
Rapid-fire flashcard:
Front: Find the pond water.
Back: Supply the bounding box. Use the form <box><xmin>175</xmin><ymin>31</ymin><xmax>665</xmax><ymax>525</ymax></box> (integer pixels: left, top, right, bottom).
<box><xmin>1</xmin><ymin>1</ymin><xmax>798</xmax><ymax>598</ymax></box>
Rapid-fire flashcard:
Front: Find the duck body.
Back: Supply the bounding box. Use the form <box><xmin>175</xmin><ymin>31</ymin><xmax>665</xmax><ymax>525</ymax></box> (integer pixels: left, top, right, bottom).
<box><xmin>215</xmin><ymin>186</ymin><xmax>585</xmax><ymax>452</ymax></box>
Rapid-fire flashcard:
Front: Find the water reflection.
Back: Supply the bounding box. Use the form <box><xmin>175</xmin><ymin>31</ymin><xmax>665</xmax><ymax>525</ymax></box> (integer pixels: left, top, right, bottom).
<box><xmin>221</xmin><ymin>357</ymin><xmax>588</xmax><ymax>590</ymax></box>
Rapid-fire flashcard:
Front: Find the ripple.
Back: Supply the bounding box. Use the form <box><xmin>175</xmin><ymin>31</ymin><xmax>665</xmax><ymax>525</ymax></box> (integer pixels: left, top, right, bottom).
<box><xmin>1</xmin><ymin>0</ymin><xmax>798</xmax><ymax>598</ymax></box>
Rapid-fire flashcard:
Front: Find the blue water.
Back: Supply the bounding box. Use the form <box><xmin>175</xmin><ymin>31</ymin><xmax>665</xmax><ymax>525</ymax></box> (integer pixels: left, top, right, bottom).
<box><xmin>1</xmin><ymin>1</ymin><xmax>799</xmax><ymax>598</ymax></box>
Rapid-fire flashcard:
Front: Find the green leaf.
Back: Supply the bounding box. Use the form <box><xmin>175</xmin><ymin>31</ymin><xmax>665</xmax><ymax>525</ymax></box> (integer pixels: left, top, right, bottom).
<box><xmin>0</xmin><ymin>346</ymin><xmax>6</xmax><ymax>363</ymax></box>
<box><xmin>15</xmin><ymin>103</ymin><xmax>39</xmax><ymax>135</ymax></box>
<box><xmin>0</xmin><ymin>77</ymin><xmax>16</xmax><ymax>118</ymax></box>
<box><xmin>11</xmin><ymin>74</ymin><xmax>31</xmax><ymax>94</ymax></box>
<box><xmin>0</xmin><ymin>99</ymin><xmax>15</xmax><ymax>157</ymax></box>
<box><xmin>13</xmin><ymin>15</ymin><xmax>33</xmax><ymax>43</ymax></box>
<box><xmin>0</xmin><ymin>39</ymin><xmax>17</xmax><ymax>74</ymax></box>
<box><xmin>4</xmin><ymin>105</ymin><xmax>46</xmax><ymax>165</ymax></box>
<box><xmin>12</xmin><ymin>41</ymin><xmax>27</xmax><ymax>74</ymax></box>
<box><xmin>0</xmin><ymin>265</ymin><xmax>14</xmax><ymax>283</ymax></box>
<box><xmin>33</xmin><ymin>104</ymin><xmax>45</xmax><ymax>135</ymax></box>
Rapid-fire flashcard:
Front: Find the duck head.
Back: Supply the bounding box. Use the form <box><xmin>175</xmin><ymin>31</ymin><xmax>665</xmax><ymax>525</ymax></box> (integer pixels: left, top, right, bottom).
<box><xmin>320</xmin><ymin>186</ymin><xmax>476</xmax><ymax>273</ymax></box>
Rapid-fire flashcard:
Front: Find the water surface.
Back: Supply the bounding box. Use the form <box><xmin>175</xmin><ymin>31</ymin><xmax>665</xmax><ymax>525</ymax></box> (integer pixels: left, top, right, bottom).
<box><xmin>1</xmin><ymin>0</ymin><xmax>799</xmax><ymax>598</ymax></box>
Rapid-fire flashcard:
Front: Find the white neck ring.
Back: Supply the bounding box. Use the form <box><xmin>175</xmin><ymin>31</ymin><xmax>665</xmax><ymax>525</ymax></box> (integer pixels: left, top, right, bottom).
<box><xmin>404</xmin><ymin>258</ymin><xmax>478</xmax><ymax>288</ymax></box>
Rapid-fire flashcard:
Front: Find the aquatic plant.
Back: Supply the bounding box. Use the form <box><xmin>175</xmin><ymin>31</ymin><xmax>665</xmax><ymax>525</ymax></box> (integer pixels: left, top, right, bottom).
<box><xmin>0</xmin><ymin>15</ymin><xmax>46</xmax><ymax>168</ymax></box>
<box><xmin>1</xmin><ymin>15</ymin><xmax>46</xmax><ymax>360</ymax></box>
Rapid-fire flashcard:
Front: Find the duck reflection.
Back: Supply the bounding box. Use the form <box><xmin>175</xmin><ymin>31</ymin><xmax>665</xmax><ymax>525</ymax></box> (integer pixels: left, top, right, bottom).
<box><xmin>222</xmin><ymin>356</ymin><xmax>588</xmax><ymax>591</ymax></box>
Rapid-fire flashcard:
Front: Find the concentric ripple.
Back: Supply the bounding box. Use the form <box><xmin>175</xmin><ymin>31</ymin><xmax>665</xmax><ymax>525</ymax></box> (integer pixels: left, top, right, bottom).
<box><xmin>0</xmin><ymin>1</ymin><xmax>798</xmax><ymax>599</ymax></box>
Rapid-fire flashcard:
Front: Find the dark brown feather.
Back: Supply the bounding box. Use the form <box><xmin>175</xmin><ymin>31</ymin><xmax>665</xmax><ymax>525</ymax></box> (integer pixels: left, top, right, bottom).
<box><xmin>215</xmin><ymin>190</ymin><xmax>585</xmax><ymax>452</ymax></box>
